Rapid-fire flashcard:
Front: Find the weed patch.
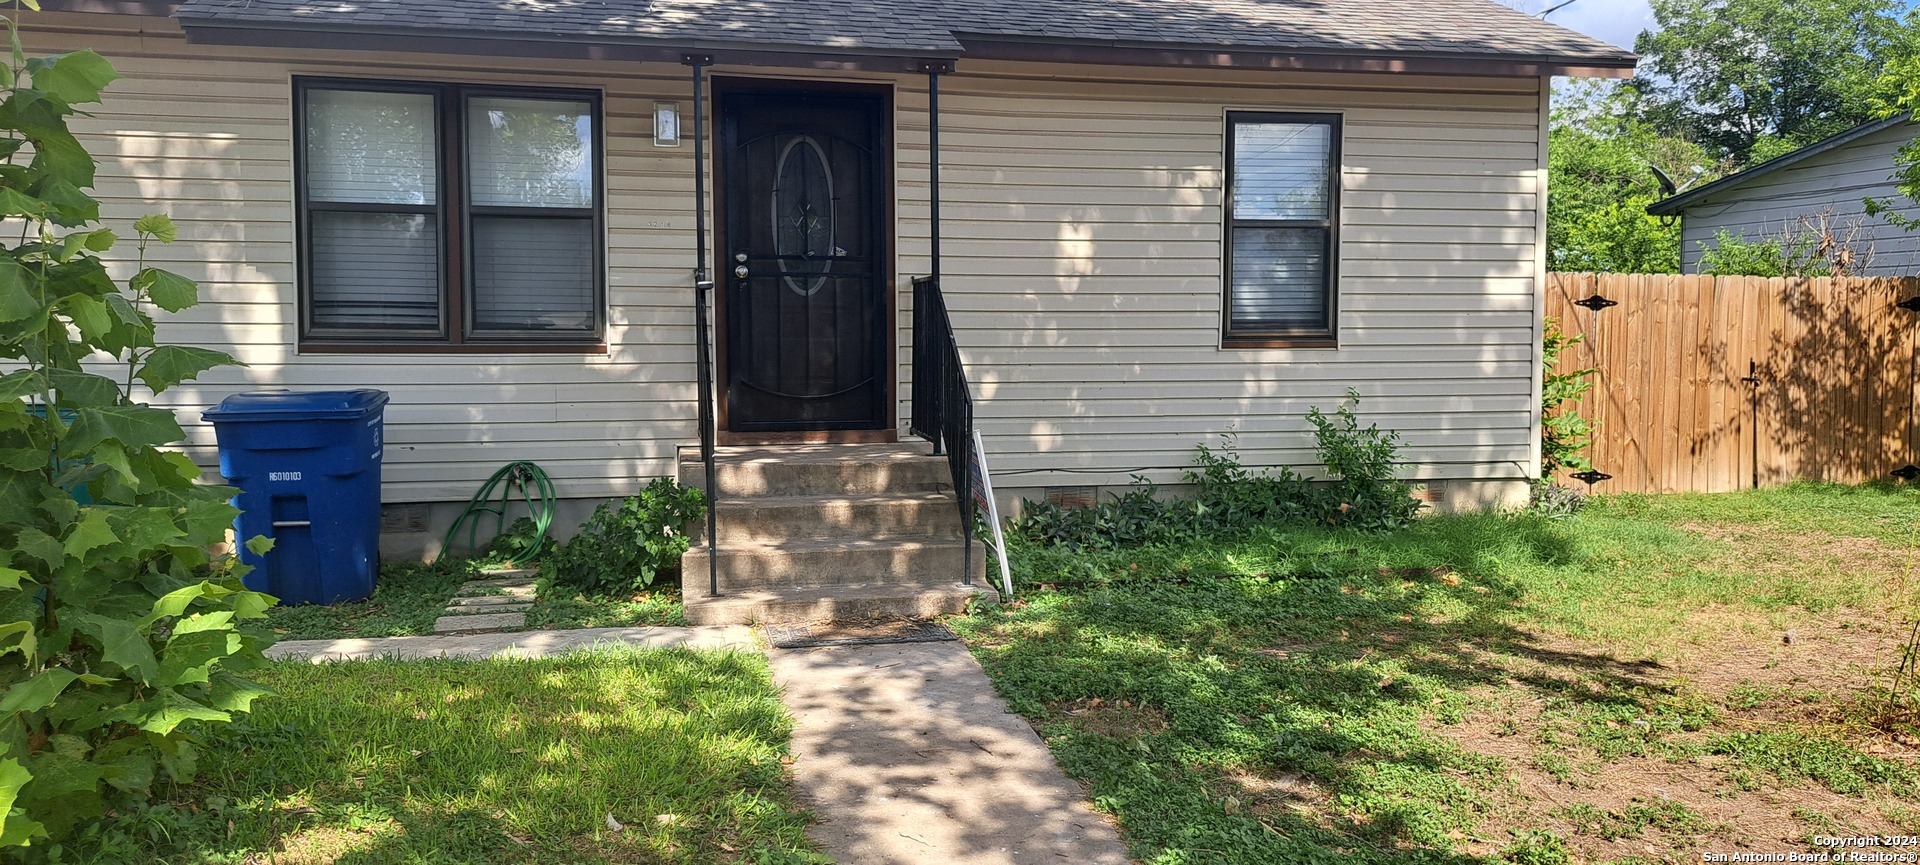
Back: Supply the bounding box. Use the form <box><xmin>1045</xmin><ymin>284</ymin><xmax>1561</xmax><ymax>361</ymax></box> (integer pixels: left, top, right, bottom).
<box><xmin>959</xmin><ymin>482</ymin><xmax>1920</xmax><ymax>864</ymax></box>
<box><xmin>265</xmin><ymin>559</ymin><xmax>478</xmax><ymax>639</ymax></box>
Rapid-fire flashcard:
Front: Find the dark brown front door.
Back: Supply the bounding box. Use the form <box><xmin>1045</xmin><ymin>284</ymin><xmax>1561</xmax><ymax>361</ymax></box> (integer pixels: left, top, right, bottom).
<box><xmin>718</xmin><ymin>86</ymin><xmax>888</xmax><ymax>433</ymax></box>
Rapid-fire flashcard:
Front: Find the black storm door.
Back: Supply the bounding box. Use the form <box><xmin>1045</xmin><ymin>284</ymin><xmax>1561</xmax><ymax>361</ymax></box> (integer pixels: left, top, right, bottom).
<box><xmin>719</xmin><ymin>88</ymin><xmax>888</xmax><ymax>432</ymax></box>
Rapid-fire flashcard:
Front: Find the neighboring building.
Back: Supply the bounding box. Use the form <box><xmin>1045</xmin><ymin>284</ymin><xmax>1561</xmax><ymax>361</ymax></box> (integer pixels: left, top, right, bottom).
<box><xmin>31</xmin><ymin>0</ymin><xmax>1631</xmax><ymax>558</ymax></box>
<box><xmin>1649</xmin><ymin>117</ymin><xmax>1920</xmax><ymax>276</ymax></box>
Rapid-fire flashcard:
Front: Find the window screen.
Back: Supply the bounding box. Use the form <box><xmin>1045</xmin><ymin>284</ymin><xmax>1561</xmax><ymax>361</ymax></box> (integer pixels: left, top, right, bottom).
<box><xmin>1225</xmin><ymin>114</ymin><xmax>1340</xmax><ymax>343</ymax></box>
<box><xmin>296</xmin><ymin>80</ymin><xmax>603</xmax><ymax>346</ymax></box>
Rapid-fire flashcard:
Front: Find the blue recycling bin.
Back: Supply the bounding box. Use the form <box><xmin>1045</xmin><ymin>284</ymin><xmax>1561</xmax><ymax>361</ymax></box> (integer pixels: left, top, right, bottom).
<box><xmin>202</xmin><ymin>390</ymin><xmax>389</xmax><ymax>605</ymax></box>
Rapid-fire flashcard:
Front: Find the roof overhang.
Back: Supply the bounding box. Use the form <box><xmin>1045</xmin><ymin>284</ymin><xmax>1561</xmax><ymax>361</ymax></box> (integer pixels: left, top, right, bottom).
<box><xmin>1648</xmin><ymin>116</ymin><xmax>1916</xmax><ymax>216</ymax></box>
<box><xmin>41</xmin><ymin>0</ymin><xmax>1638</xmax><ymax>79</ymax></box>
<box><xmin>179</xmin><ymin>18</ymin><xmax>960</xmax><ymax>73</ymax></box>
<box><xmin>955</xmin><ymin>34</ymin><xmax>1632</xmax><ymax>78</ymax></box>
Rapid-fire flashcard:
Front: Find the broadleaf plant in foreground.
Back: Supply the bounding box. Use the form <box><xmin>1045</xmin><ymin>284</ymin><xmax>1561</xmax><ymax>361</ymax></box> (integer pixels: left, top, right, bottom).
<box><xmin>0</xmin><ymin>9</ymin><xmax>276</xmax><ymax>856</ymax></box>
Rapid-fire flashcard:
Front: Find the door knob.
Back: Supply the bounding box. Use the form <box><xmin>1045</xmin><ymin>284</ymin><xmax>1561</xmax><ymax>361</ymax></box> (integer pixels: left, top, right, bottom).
<box><xmin>734</xmin><ymin>264</ymin><xmax>750</xmax><ymax>279</ymax></box>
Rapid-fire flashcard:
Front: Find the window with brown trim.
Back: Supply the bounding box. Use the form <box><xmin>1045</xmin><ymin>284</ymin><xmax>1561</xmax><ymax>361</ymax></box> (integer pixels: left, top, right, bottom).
<box><xmin>1224</xmin><ymin>111</ymin><xmax>1341</xmax><ymax>347</ymax></box>
<box><xmin>294</xmin><ymin>77</ymin><xmax>604</xmax><ymax>348</ymax></box>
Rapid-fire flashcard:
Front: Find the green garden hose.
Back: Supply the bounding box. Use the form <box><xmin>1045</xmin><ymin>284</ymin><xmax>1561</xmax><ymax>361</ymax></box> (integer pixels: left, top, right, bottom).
<box><xmin>442</xmin><ymin>461</ymin><xmax>556</xmax><ymax>567</ymax></box>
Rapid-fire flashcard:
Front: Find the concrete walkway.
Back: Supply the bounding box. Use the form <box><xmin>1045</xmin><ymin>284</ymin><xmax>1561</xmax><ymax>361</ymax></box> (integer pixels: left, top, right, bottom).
<box><xmin>266</xmin><ymin>625</ymin><xmax>755</xmax><ymax>662</ymax></box>
<box><xmin>767</xmin><ymin>641</ymin><xmax>1134</xmax><ymax>865</ymax></box>
<box><xmin>268</xmin><ymin>624</ymin><xmax>1135</xmax><ymax>863</ymax></box>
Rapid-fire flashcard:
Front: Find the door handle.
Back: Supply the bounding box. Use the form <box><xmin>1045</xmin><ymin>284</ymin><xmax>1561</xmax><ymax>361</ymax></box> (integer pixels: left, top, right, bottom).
<box><xmin>733</xmin><ymin>252</ymin><xmax>749</xmax><ymax>279</ymax></box>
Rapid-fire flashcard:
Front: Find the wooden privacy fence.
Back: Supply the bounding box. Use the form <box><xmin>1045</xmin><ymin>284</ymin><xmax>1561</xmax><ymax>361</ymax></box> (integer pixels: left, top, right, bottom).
<box><xmin>1546</xmin><ymin>273</ymin><xmax>1920</xmax><ymax>494</ymax></box>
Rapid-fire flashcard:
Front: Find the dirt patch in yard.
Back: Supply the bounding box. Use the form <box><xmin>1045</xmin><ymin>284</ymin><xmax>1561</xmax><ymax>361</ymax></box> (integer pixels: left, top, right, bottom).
<box><xmin>1207</xmin><ymin>767</ymin><xmax>1337</xmax><ymax>829</ymax></box>
<box><xmin>1051</xmin><ymin>698</ymin><xmax>1170</xmax><ymax>738</ymax></box>
<box><xmin>1433</xmin><ymin>616</ymin><xmax>1920</xmax><ymax>862</ymax></box>
<box><xmin>1683</xmin><ymin>522</ymin><xmax>1917</xmax><ymax>598</ymax></box>
<box><xmin>1502</xmin><ymin>615</ymin><xmax>1900</xmax><ymax>708</ymax></box>
<box><xmin>1454</xmin><ymin>699</ymin><xmax>1914</xmax><ymax>861</ymax></box>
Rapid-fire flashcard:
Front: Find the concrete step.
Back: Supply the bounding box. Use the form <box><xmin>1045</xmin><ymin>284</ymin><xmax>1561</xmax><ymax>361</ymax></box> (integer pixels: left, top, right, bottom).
<box><xmin>682</xmin><ymin>583</ymin><xmax>997</xmax><ymax>626</ymax></box>
<box><xmin>679</xmin><ymin>444</ymin><xmax>953</xmax><ymax>496</ymax></box>
<box><xmin>695</xmin><ymin>493</ymin><xmax>968</xmax><ymax>544</ymax></box>
<box><xmin>455</xmin><ymin>583</ymin><xmax>536</xmax><ymax>599</ymax></box>
<box><xmin>446</xmin><ymin>594</ymin><xmax>532</xmax><ymax>609</ymax></box>
<box><xmin>682</xmin><ymin>538</ymin><xmax>988</xmax><ymax>591</ymax></box>
<box><xmin>441</xmin><ymin>602</ymin><xmax>533</xmax><ymax>615</ymax></box>
<box><xmin>432</xmin><ymin>612</ymin><xmax>526</xmax><ymax>634</ymax></box>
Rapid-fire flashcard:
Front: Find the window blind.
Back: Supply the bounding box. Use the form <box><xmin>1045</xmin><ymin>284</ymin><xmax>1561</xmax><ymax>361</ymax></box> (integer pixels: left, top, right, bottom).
<box><xmin>1226</xmin><ymin>115</ymin><xmax>1338</xmax><ymax>340</ymax></box>
<box><xmin>304</xmin><ymin>88</ymin><xmax>441</xmax><ymax>333</ymax></box>
<box><xmin>467</xmin><ymin>97</ymin><xmax>594</xmax><ymax>209</ymax></box>
<box><xmin>470</xmin><ymin>217</ymin><xmax>595</xmax><ymax>331</ymax></box>
<box><xmin>305</xmin><ymin>90</ymin><xmax>437</xmax><ymax>206</ymax></box>
<box><xmin>1229</xmin><ymin>227</ymin><xmax>1327</xmax><ymax>331</ymax></box>
<box><xmin>296</xmin><ymin>79</ymin><xmax>605</xmax><ymax>345</ymax></box>
<box><xmin>309</xmin><ymin>212</ymin><xmax>439</xmax><ymax>329</ymax></box>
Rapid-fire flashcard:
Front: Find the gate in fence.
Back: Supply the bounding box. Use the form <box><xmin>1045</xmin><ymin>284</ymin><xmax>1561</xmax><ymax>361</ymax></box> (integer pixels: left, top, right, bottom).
<box><xmin>1546</xmin><ymin>273</ymin><xmax>1920</xmax><ymax>494</ymax></box>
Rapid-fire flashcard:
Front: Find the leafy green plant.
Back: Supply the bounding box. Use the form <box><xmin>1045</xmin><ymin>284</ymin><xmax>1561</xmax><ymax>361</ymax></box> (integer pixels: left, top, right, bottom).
<box><xmin>1528</xmin><ymin>483</ymin><xmax>1589</xmax><ymax>519</ymax></box>
<box><xmin>1306</xmin><ymin>390</ymin><xmax>1422</xmax><ymax>531</ymax></box>
<box><xmin>0</xmin><ymin>19</ymin><xmax>276</xmax><ymax>854</ymax></box>
<box><xmin>1698</xmin><ymin>229</ymin><xmax>1833</xmax><ymax>277</ymax></box>
<box><xmin>1010</xmin><ymin>396</ymin><xmax>1421</xmax><ymax>551</ymax></box>
<box><xmin>1502</xmin><ymin>829</ymin><xmax>1572</xmax><ymax>865</ymax></box>
<box><xmin>1186</xmin><ymin>435</ymin><xmax>1321</xmax><ymax>528</ymax></box>
<box><xmin>476</xmin><ymin>516</ymin><xmax>544</xmax><ymax>569</ymax></box>
<box><xmin>546</xmin><ymin>478</ymin><xmax>705</xmax><ymax>594</ymax></box>
<box><xmin>1541</xmin><ymin>319</ymin><xmax>1596</xmax><ymax>477</ymax></box>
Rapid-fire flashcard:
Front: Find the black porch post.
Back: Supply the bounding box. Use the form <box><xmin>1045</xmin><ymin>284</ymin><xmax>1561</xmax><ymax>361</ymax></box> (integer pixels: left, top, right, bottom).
<box><xmin>920</xmin><ymin>60</ymin><xmax>953</xmax><ymax>456</ymax></box>
<box><xmin>927</xmin><ymin>64</ymin><xmax>945</xmax><ymax>290</ymax></box>
<box><xmin>685</xmin><ymin>53</ymin><xmax>720</xmax><ymax>598</ymax></box>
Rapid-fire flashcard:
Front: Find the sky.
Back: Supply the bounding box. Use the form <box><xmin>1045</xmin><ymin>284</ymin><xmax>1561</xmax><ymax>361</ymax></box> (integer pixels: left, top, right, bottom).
<box><xmin>1548</xmin><ymin>1</ymin><xmax>1657</xmax><ymax>50</ymax></box>
<box><xmin>1514</xmin><ymin>0</ymin><xmax>1920</xmax><ymax>51</ymax></box>
<box><xmin>1500</xmin><ymin>0</ymin><xmax>1655</xmax><ymax>51</ymax></box>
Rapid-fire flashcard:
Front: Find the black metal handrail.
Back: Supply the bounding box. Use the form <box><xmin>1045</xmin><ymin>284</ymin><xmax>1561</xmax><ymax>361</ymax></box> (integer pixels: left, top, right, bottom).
<box><xmin>687</xmin><ymin>55</ymin><xmax>719</xmax><ymax>598</ymax></box>
<box><xmin>910</xmin><ymin>275</ymin><xmax>975</xmax><ymax>585</ymax></box>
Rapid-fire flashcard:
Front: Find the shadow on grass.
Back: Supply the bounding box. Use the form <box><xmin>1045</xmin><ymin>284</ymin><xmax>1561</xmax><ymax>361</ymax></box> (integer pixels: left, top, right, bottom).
<box><xmin>952</xmin><ymin>513</ymin><xmax>1677</xmax><ymax>865</ymax></box>
<box><xmin>78</xmin><ymin>648</ymin><xmax>813</xmax><ymax>865</ymax></box>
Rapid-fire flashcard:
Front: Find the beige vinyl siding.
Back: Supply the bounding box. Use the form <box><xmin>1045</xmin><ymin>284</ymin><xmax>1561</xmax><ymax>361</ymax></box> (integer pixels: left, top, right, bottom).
<box><xmin>896</xmin><ymin>63</ymin><xmax>1545</xmax><ymax>487</ymax></box>
<box><xmin>33</xmin><ymin>12</ymin><xmax>713</xmax><ymax>503</ymax></box>
<box><xmin>1680</xmin><ymin>122</ymin><xmax>1920</xmax><ymax>277</ymax></box>
<box><xmin>26</xmin><ymin>11</ymin><xmax>1544</xmax><ymax>504</ymax></box>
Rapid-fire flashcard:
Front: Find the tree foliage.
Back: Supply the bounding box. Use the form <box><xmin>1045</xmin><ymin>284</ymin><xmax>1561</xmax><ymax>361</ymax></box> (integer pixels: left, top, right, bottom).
<box><xmin>1866</xmin><ymin>28</ymin><xmax>1920</xmax><ymax>231</ymax></box>
<box><xmin>0</xmin><ymin>10</ymin><xmax>275</xmax><ymax>855</ymax></box>
<box><xmin>1697</xmin><ymin>228</ymin><xmax>1836</xmax><ymax>276</ymax></box>
<box><xmin>1548</xmin><ymin>81</ymin><xmax>1716</xmax><ymax>274</ymax></box>
<box><xmin>1633</xmin><ymin>0</ymin><xmax>1910</xmax><ymax>165</ymax></box>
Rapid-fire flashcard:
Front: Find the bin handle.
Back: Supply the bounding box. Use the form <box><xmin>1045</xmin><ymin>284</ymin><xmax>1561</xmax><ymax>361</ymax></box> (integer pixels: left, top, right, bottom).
<box><xmin>270</xmin><ymin>520</ymin><xmax>312</xmax><ymax>528</ymax></box>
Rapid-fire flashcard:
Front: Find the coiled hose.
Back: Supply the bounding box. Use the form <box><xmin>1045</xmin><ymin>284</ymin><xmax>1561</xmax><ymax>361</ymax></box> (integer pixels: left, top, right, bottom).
<box><xmin>442</xmin><ymin>461</ymin><xmax>555</xmax><ymax>567</ymax></box>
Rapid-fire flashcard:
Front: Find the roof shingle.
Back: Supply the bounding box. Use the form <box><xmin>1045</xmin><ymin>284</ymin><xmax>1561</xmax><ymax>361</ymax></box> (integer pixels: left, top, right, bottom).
<box><xmin>174</xmin><ymin>0</ymin><xmax>1637</xmax><ymax>68</ymax></box>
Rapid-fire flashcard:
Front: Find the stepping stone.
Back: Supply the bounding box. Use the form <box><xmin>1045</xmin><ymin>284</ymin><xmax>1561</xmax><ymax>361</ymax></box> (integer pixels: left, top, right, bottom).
<box><xmin>459</xmin><ymin>577</ymin><xmax>538</xmax><ymax>590</ymax></box>
<box><xmin>441</xmin><ymin>603</ymin><xmax>533</xmax><ymax>615</ymax></box>
<box><xmin>479</xmin><ymin>568</ymin><xmax>538</xmax><ymax>579</ymax></box>
<box><xmin>447</xmin><ymin>595</ymin><xmax>530</xmax><ymax>608</ymax></box>
<box><xmin>433</xmin><ymin>612</ymin><xmax>525</xmax><ymax>635</ymax></box>
<box><xmin>455</xmin><ymin>583</ymin><xmax>536</xmax><ymax>598</ymax></box>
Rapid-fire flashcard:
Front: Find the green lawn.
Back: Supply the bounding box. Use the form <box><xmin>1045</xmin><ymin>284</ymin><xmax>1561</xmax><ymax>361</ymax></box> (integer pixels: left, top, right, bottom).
<box><xmin>953</xmin><ymin>483</ymin><xmax>1920</xmax><ymax>865</ymax></box>
<box><xmin>525</xmin><ymin>584</ymin><xmax>688</xmax><ymax>629</ymax></box>
<box><xmin>263</xmin><ymin>559</ymin><xmax>477</xmax><ymax>640</ymax></box>
<box><xmin>263</xmin><ymin>560</ymin><xmax>686</xmax><ymax>640</ymax></box>
<box><xmin>70</xmin><ymin>647</ymin><xmax>817</xmax><ymax>864</ymax></box>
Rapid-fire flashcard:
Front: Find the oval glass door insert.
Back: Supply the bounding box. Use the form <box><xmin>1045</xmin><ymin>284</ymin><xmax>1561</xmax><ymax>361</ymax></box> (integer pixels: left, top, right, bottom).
<box><xmin>772</xmin><ymin>135</ymin><xmax>835</xmax><ymax>296</ymax></box>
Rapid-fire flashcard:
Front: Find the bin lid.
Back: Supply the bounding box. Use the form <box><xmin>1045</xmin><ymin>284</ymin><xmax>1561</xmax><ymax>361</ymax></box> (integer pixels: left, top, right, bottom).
<box><xmin>201</xmin><ymin>389</ymin><xmax>389</xmax><ymax>423</ymax></box>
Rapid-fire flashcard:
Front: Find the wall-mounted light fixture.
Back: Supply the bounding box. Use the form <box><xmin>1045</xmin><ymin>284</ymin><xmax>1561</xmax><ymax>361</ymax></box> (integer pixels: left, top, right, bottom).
<box><xmin>653</xmin><ymin>102</ymin><xmax>681</xmax><ymax>148</ymax></box>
